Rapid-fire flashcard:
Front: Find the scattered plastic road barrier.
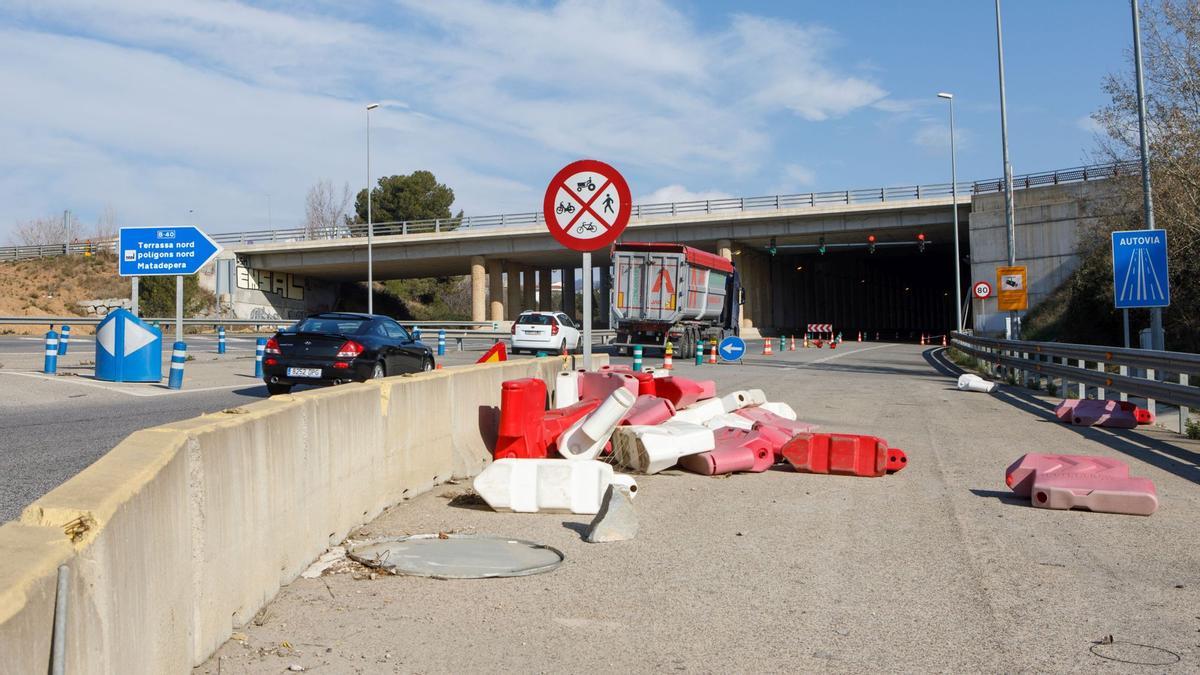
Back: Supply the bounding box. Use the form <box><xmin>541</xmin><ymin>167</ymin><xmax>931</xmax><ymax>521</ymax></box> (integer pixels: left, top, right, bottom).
<box><xmin>585</xmin><ymin>485</ymin><xmax>638</xmax><ymax>543</ymax></box>
<box><xmin>1006</xmin><ymin>453</ymin><xmax>1157</xmax><ymax>516</ymax></box>
<box><xmin>555</xmin><ymin>370</ymin><xmax>580</xmax><ymax>409</ymax></box>
<box><xmin>655</xmin><ymin>376</ymin><xmax>717</xmax><ymax>408</ymax></box>
<box><xmin>168</xmin><ymin>341</ymin><xmax>187</xmax><ymax>390</ymax></box>
<box><xmin>1053</xmin><ymin>399</ymin><xmax>1153</xmax><ymax>428</ymax></box>
<box><xmin>671</xmin><ymin>397</ymin><xmax>725</xmax><ymax>426</ymax></box>
<box><xmin>679</xmin><ymin>427</ymin><xmax>774</xmax><ymax>475</ymax></box>
<box><xmin>58</xmin><ymin>324</ymin><xmax>70</xmax><ymax>355</ymax></box>
<box><xmin>782</xmin><ymin>433</ymin><xmax>908</xmax><ymax>477</ymax></box>
<box><xmin>631</xmin><ymin>371</ymin><xmax>658</xmax><ymax>397</ymax></box>
<box><xmin>43</xmin><ymin>329</ymin><xmax>58</xmax><ymax>374</ymax></box>
<box><xmin>702</xmin><ymin>412</ymin><xmax>756</xmax><ymax>431</ymax></box>
<box><xmin>348</xmin><ymin>534</ymin><xmax>565</xmax><ymax>578</ymax></box>
<box><xmin>217</xmin><ymin>325</ymin><xmax>226</xmax><ymax>354</ymax></box>
<box><xmin>557</xmin><ymin>387</ymin><xmax>636</xmax><ymax>460</ymax></box>
<box><xmin>733</xmin><ymin>407</ymin><xmax>818</xmax><ymax>439</ymax></box>
<box><xmin>612</xmin><ymin>420</ymin><xmax>715</xmax><ymax>474</ymax></box>
<box><xmin>473</xmin><ymin>458</ymin><xmax>635</xmax><ymax>513</ymax></box>
<box><xmin>957</xmin><ymin>373</ymin><xmax>998</xmax><ymax>393</ymax></box>
<box><xmin>1005</xmin><ymin>453</ymin><xmax>1129</xmax><ymax>497</ymax></box>
<box><xmin>620</xmin><ymin>395</ymin><xmax>677</xmax><ymax>426</ymax></box>
<box><xmin>758</xmin><ymin>401</ymin><xmax>798</xmax><ymax>421</ymax></box>
<box><xmin>495</xmin><ymin>378</ymin><xmax>600</xmax><ymax>459</ymax></box>
<box><xmin>254</xmin><ymin>337</ymin><xmax>266</xmax><ymax>377</ymax></box>
<box><xmin>720</xmin><ymin>389</ymin><xmax>767</xmax><ymax>413</ymax></box>
<box><xmin>576</xmin><ymin>370</ymin><xmax>639</xmax><ymax>402</ymax></box>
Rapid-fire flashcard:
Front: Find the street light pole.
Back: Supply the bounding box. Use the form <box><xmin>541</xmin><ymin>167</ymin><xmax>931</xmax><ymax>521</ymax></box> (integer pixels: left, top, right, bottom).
<box><xmin>938</xmin><ymin>92</ymin><xmax>963</xmax><ymax>333</ymax></box>
<box><xmin>1131</xmin><ymin>0</ymin><xmax>1163</xmax><ymax>350</ymax></box>
<box><xmin>994</xmin><ymin>0</ymin><xmax>1018</xmax><ymax>339</ymax></box>
<box><xmin>366</xmin><ymin>103</ymin><xmax>379</xmax><ymax>314</ymax></box>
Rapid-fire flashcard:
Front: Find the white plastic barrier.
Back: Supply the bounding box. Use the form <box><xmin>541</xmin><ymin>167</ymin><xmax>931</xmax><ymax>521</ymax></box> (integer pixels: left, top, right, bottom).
<box><xmin>473</xmin><ymin>458</ymin><xmax>637</xmax><ymax>514</ymax></box>
<box><xmin>612</xmin><ymin>421</ymin><xmax>715</xmax><ymax>474</ymax></box>
<box><xmin>557</xmin><ymin>387</ymin><xmax>636</xmax><ymax>460</ymax></box>
<box><xmin>759</xmin><ymin>401</ymin><xmax>798</xmax><ymax>420</ymax></box>
<box><xmin>720</xmin><ymin>389</ymin><xmax>767</xmax><ymax>413</ymax></box>
<box><xmin>555</xmin><ymin>370</ymin><xmax>580</xmax><ymax>409</ymax></box>
<box><xmin>671</xmin><ymin>398</ymin><xmax>725</xmax><ymax>426</ymax></box>
<box><xmin>702</xmin><ymin>412</ymin><xmax>756</xmax><ymax>431</ymax></box>
<box><xmin>957</xmin><ymin>373</ymin><xmax>999</xmax><ymax>393</ymax></box>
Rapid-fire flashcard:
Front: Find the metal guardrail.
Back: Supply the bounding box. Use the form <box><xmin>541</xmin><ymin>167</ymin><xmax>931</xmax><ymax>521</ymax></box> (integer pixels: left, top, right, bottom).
<box><xmin>0</xmin><ymin>161</ymin><xmax>1137</xmax><ymax>260</ymax></box>
<box><xmin>0</xmin><ymin>316</ymin><xmax>495</xmax><ymax>329</ymax></box>
<box><xmin>950</xmin><ymin>332</ymin><xmax>1196</xmax><ymax>434</ymax></box>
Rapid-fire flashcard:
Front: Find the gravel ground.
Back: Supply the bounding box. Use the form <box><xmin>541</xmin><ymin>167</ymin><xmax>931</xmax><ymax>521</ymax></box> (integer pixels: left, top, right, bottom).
<box><xmin>194</xmin><ymin>343</ymin><xmax>1200</xmax><ymax>673</ymax></box>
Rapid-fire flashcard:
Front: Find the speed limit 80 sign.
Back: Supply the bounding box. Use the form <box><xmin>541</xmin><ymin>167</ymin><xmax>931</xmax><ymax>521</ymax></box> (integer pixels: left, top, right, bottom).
<box><xmin>973</xmin><ymin>281</ymin><xmax>993</xmax><ymax>299</ymax></box>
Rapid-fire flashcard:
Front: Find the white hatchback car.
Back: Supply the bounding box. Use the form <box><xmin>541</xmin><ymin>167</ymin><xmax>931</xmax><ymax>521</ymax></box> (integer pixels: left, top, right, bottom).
<box><xmin>510</xmin><ymin>311</ymin><xmax>581</xmax><ymax>354</ymax></box>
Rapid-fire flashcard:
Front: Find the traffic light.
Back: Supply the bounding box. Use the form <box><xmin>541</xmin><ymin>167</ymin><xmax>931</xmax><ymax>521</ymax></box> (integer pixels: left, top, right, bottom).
<box><xmin>868</xmin><ymin>234</ymin><xmax>876</xmax><ymax>254</ymax></box>
<box><xmin>818</xmin><ymin>236</ymin><xmax>826</xmax><ymax>255</ymax></box>
<box><xmin>917</xmin><ymin>232</ymin><xmax>926</xmax><ymax>253</ymax></box>
<box><xmin>768</xmin><ymin>237</ymin><xmax>777</xmax><ymax>256</ymax></box>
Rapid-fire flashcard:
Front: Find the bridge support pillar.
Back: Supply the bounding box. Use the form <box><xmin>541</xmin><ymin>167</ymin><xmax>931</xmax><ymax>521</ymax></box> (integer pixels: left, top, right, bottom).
<box><xmin>598</xmin><ymin>265</ymin><xmax>611</xmax><ymax>328</ymax></box>
<box><xmin>538</xmin><ymin>269</ymin><xmax>553</xmax><ymax>311</ymax></box>
<box><xmin>561</xmin><ymin>267</ymin><xmax>576</xmax><ymax>320</ymax></box>
<box><xmin>487</xmin><ymin>259</ymin><xmax>504</xmax><ymax>323</ymax></box>
<box><xmin>505</xmin><ymin>261</ymin><xmax>521</xmax><ymax>321</ymax></box>
<box><xmin>471</xmin><ymin>256</ymin><xmax>486</xmax><ymax>323</ymax></box>
<box><xmin>521</xmin><ymin>266</ymin><xmax>536</xmax><ymax>312</ymax></box>
<box><xmin>718</xmin><ymin>239</ymin><xmax>743</xmax><ymax>330</ymax></box>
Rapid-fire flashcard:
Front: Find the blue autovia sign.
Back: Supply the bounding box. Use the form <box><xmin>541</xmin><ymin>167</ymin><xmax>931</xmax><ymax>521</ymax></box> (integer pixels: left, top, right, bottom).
<box><xmin>718</xmin><ymin>335</ymin><xmax>746</xmax><ymax>362</ymax></box>
<box><xmin>118</xmin><ymin>226</ymin><xmax>222</xmax><ymax>277</ymax></box>
<box><xmin>1111</xmin><ymin>229</ymin><xmax>1169</xmax><ymax>309</ymax></box>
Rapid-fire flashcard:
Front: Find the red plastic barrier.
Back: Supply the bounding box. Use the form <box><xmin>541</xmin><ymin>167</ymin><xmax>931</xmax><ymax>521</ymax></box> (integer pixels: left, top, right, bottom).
<box><xmin>631</xmin><ymin>371</ymin><xmax>657</xmax><ymax>397</ymax></box>
<box><xmin>655</xmin><ymin>376</ymin><xmax>717</xmax><ymax>408</ymax></box>
<box><xmin>1004</xmin><ymin>453</ymin><xmax>1129</xmax><ymax>497</ymax></box>
<box><xmin>619</xmin><ymin>395</ymin><xmax>676</xmax><ymax>426</ymax></box>
<box><xmin>576</xmin><ymin>371</ymin><xmax>638</xmax><ymax>403</ymax></box>
<box><xmin>753</xmin><ymin>424</ymin><xmax>791</xmax><ymax>459</ymax></box>
<box><xmin>494</xmin><ymin>378</ymin><xmax>600</xmax><ymax>459</ymax></box>
<box><xmin>781</xmin><ymin>433</ymin><xmax>906</xmax><ymax>477</ymax></box>
<box><xmin>678</xmin><ymin>428</ymin><xmax>773</xmax><ymax>475</ymax></box>
<box><xmin>1053</xmin><ymin>399</ymin><xmax>1154</xmax><ymax>428</ymax></box>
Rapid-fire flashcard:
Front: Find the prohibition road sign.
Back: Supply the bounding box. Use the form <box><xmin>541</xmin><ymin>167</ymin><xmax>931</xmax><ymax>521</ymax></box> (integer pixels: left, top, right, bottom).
<box><xmin>973</xmin><ymin>281</ymin><xmax>992</xmax><ymax>299</ymax></box>
<box><xmin>543</xmin><ymin>159</ymin><xmax>632</xmax><ymax>252</ymax></box>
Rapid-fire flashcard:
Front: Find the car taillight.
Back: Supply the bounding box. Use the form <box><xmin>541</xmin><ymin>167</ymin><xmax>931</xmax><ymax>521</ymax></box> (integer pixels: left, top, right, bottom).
<box><xmin>336</xmin><ymin>340</ymin><xmax>364</xmax><ymax>358</ymax></box>
<box><xmin>551</xmin><ymin>322</ymin><xmax>559</xmax><ymax>336</ymax></box>
<box><xmin>264</xmin><ymin>357</ymin><xmax>278</xmax><ymax>366</ymax></box>
<box><xmin>511</xmin><ymin>323</ymin><xmax>517</xmax><ymax>335</ymax></box>
<box><xmin>265</xmin><ymin>337</ymin><xmax>281</xmax><ymax>355</ymax></box>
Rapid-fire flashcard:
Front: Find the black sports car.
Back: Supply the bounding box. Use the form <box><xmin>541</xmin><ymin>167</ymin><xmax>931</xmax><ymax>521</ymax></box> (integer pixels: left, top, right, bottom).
<box><xmin>261</xmin><ymin>312</ymin><xmax>434</xmax><ymax>395</ymax></box>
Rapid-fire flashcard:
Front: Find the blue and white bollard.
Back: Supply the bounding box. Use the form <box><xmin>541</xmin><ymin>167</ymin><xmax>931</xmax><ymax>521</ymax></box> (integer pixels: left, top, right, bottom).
<box><xmin>437</xmin><ymin>329</ymin><xmax>446</xmax><ymax>356</ymax></box>
<box><xmin>58</xmin><ymin>325</ymin><xmax>70</xmax><ymax>355</ymax></box>
<box><xmin>43</xmin><ymin>330</ymin><xmax>59</xmax><ymax>374</ymax></box>
<box><xmin>168</xmin><ymin>341</ymin><xmax>187</xmax><ymax>389</ymax></box>
<box><xmin>632</xmin><ymin>345</ymin><xmax>643</xmax><ymax>372</ymax></box>
<box><xmin>217</xmin><ymin>326</ymin><xmax>226</xmax><ymax>354</ymax></box>
<box><xmin>413</xmin><ymin>327</ymin><xmax>422</xmax><ymax>343</ymax></box>
<box><xmin>255</xmin><ymin>338</ymin><xmax>266</xmax><ymax>378</ymax></box>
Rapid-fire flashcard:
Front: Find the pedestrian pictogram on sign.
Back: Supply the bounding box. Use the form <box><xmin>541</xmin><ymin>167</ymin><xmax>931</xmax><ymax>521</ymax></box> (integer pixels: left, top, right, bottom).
<box><xmin>542</xmin><ymin>159</ymin><xmax>632</xmax><ymax>252</ymax></box>
<box><xmin>973</xmin><ymin>281</ymin><xmax>992</xmax><ymax>299</ymax></box>
<box><xmin>1111</xmin><ymin>229</ymin><xmax>1169</xmax><ymax>309</ymax></box>
<box><xmin>995</xmin><ymin>266</ymin><xmax>1027</xmax><ymax>311</ymax></box>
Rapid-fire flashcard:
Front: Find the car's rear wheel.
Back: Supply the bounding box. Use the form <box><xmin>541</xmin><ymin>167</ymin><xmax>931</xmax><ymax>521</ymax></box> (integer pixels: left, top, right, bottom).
<box><xmin>266</xmin><ymin>382</ymin><xmax>292</xmax><ymax>396</ymax></box>
<box><xmin>372</xmin><ymin>362</ymin><xmax>386</xmax><ymax>379</ymax></box>
<box><xmin>423</xmin><ymin>357</ymin><xmax>434</xmax><ymax>371</ymax></box>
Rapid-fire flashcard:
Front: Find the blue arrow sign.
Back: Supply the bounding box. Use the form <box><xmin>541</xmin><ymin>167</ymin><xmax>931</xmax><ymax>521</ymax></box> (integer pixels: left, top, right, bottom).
<box><xmin>718</xmin><ymin>335</ymin><xmax>746</xmax><ymax>362</ymax></box>
<box><xmin>118</xmin><ymin>226</ymin><xmax>222</xmax><ymax>277</ymax></box>
<box><xmin>1111</xmin><ymin>229</ymin><xmax>1169</xmax><ymax>309</ymax></box>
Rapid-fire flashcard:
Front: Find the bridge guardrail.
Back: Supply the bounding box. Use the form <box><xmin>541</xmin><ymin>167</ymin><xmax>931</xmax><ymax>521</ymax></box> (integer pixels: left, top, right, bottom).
<box><xmin>0</xmin><ymin>316</ymin><xmax>496</xmax><ymax>330</ymax></box>
<box><xmin>0</xmin><ymin>161</ymin><xmax>1138</xmax><ymax>261</ymax></box>
<box><xmin>950</xmin><ymin>331</ymin><xmax>1197</xmax><ymax>434</ymax></box>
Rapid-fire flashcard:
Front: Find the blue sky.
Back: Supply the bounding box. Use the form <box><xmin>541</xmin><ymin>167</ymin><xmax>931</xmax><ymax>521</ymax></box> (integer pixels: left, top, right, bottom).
<box><xmin>0</xmin><ymin>1</ymin><xmax>1132</xmax><ymax>240</ymax></box>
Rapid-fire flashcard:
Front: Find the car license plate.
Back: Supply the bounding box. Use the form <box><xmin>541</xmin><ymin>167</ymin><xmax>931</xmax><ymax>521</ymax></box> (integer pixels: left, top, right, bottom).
<box><xmin>287</xmin><ymin>367</ymin><xmax>322</xmax><ymax>378</ymax></box>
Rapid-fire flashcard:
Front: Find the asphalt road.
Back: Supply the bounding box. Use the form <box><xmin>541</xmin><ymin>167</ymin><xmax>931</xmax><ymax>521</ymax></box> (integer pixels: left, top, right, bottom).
<box><xmin>193</xmin><ymin>342</ymin><xmax>1200</xmax><ymax>673</ymax></box>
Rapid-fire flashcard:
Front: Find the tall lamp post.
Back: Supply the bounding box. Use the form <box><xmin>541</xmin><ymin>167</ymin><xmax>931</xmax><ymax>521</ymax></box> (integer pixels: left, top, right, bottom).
<box><xmin>994</xmin><ymin>0</ymin><xmax>1018</xmax><ymax>338</ymax></box>
<box><xmin>366</xmin><ymin>102</ymin><xmax>380</xmax><ymax>314</ymax></box>
<box><xmin>1131</xmin><ymin>0</ymin><xmax>1162</xmax><ymax>351</ymax></box>
<box><xmin>938</xmin><ymin>92</ymin><xmax>963</xmax><ymax>333</ymax></box>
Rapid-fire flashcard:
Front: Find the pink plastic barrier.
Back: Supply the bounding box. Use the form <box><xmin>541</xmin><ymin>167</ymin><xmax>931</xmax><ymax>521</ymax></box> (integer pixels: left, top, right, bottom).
<box><xmin>576</xmin><ymin>371</ymin><xmax>639</xmax><ymax>402</ymax></box>
<box><xmin>598</xmin><ymin>364</ymin><xmax>633</xmax><ymax>373</ymax></box>
<box><xmin>1004</xmin><ymin>453</ymin><xmax>1128</xmax><ymax>497</ymax></box>
<box><xmin>655</xmin><ymin>376</ymin><xmax>717</xmax><ymax>408</ymax></box>
<box><xmin>619</xmin><ymin>395</ymin><xmax>677</xmax><ymax>426</ymax></box>
<box><xmin>678</xmin><ymin>428</ymin><xmax>773</xmax><ymax>475</ymax></box>
<box><xmin>753</xmin><ymin>424</ymin><xmax>791</xmax><ymax>459</ymax></box>
<box><xmin>1054</xmin><ymin>399</ymin><xmax>1153</xmax><ymax>428</ymax></box>
<box><xmin>734</xmin><ymin>407</ymin><xmax>819</xmax><ymax>439</ymax></box>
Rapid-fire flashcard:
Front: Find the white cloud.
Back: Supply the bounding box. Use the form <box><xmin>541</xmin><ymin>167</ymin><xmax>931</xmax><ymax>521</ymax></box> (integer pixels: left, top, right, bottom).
<box><xmin>0</xmin><ymin>1</ymin><xmax>890</xmax><ymax>239</ymax></box>
<box><xmin>1076</xmin><ymin>115</ymin><xmax>1105</xmax><ymax>135</ymax></box>
<box><xmin>782</xmin><ymin>164</ymin><xmax>816</xmax><ymax>188</ymax></box>
<box><xmin>912</xmin><ymin>123</ymin><xmax>971</xmax><ymax>154</ymax></box>
<box><xmin>638</xmin><ymin>185</ymin><xmax>733</xmax><ymax>205</ymax></box>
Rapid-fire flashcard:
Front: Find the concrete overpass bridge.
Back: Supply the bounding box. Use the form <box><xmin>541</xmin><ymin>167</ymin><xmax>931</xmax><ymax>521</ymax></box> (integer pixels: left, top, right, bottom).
<box><xmin>206</xmin><ymin>162</ymin><xmax>1131</xmax><ymax>336</ymax></box>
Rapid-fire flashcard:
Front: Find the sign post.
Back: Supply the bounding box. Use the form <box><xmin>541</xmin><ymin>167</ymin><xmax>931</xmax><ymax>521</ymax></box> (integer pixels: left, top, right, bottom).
<box><xmin>543</xmin><ymin>159</ymin><xmax>632</xmax><ymax>370</ymax></box>
<box><xmin>118</xmin><ymin>226</ymin><xmax>222</xmax><ymax>362</ymax></box>
<box><xmin>1111</xmin><ymin>228</ymin><xmax>1169</xmax><ymax>350</ymax></box>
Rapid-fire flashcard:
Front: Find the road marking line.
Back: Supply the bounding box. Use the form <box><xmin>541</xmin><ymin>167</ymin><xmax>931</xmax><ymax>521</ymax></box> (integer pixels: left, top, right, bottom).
<box><xmin>0</xmin><ymin>371</ymin><xmax>254</xmax><ymax>397</ymax></box>
<box><xmin>807</xmin><ymin>342</ymin><xmax>896</xmax><ymax>365</ymax></box>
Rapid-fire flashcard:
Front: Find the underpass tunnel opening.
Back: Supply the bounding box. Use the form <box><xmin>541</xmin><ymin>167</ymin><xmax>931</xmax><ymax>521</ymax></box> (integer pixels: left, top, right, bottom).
<box><xmin>761</xmin><ymin>240</ymin><xmax>961</xmax><ymax>340</ymax></box>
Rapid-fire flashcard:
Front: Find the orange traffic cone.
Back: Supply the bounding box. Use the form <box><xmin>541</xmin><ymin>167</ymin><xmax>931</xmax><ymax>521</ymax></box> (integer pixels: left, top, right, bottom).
<box><xmin>789</xmin><ymin>335</ymin><xmax>796</xmax><ymax>351</ymax></box>
<box><xmin>763</xmin><ymin>338</ymin><xmax>773</xmax><ymax>356</ymax></box>
<box><xmin>857</xmin><ymin>331</ymin><xmax>862</xmax><ymax>342</ymax></box>
<box><xmin>663</xmin><ymin>341</ymin><xmax>674</xmax><ymax>370</ymax></box>
<box><xmin>707</xmin><ymin>340</ymin><xmax>717</xmax><ymax>364</ymax></box>
<box><xmin>941</xmin><ymin>334</ymin><xmax>948</xmax><ymax>347</ymax></box>
<box><xmin>920</xmin><ymin>334</ymin><xmax>926</xmax><ymax>345</ymax></box>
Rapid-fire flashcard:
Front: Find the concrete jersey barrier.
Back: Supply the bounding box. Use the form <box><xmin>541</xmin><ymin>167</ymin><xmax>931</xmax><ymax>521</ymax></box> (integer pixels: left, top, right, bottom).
<box><xmin>0</xmin><ymin>355</ymin><xmax>602</xmax><ymax>673</ymax></box>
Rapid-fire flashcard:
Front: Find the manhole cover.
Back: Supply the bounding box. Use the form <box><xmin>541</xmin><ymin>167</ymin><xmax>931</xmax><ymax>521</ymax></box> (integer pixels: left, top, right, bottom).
<box><xmin>348</xmin><ymin>534</ymin><xmax>564</xmax><ymax>579</ymax></box>
<box><xmin>1089</xmin><ymin>640</ymin><xmax>1180</xmax><ymax>666</ymax></box>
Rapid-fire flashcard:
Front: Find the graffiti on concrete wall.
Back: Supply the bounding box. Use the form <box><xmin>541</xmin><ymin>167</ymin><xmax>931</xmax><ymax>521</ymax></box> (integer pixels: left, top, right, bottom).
<box><xmin>236</xmin><ymin>262</ymin><xmax>305</xmax><ymax>301</ymax></box>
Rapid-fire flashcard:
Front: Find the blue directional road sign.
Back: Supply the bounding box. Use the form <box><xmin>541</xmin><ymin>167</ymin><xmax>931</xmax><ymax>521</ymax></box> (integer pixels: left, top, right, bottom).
<box><xmin>718</xmin><ymin>335</ymin><xmax>746</xmax><ymax>362</ymax></box>
<box><xmin>1111</xmin><ymin>229</ymin><xmax>1169</xmax><ymax>309</ymax></box>
<box><xmin>118</xmin><ymin>226</ymin><xmax>222</xmax><ymax>277</ymax></box>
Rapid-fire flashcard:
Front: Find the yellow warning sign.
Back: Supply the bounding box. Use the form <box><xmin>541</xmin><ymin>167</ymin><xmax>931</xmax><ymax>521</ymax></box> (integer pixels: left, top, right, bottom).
<box><xmin>996</xmin><ymin>266</ymin><xmax>1028</xmax><ymax>311</ymax></box>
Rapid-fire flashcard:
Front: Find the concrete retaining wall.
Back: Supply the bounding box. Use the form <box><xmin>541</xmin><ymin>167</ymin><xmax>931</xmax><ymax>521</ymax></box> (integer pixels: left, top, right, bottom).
<box><xmin>0</xmin><ymin>355</ymin><xmax>602</xmax><ymax>673</ymax></box>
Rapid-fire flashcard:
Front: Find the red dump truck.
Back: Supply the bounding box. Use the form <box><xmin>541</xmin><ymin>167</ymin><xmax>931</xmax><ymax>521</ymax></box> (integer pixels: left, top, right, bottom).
<box><xmin>611</xmin><ymin>242</ymin><xmax>741</xmax><ymax>357</ymax></box>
